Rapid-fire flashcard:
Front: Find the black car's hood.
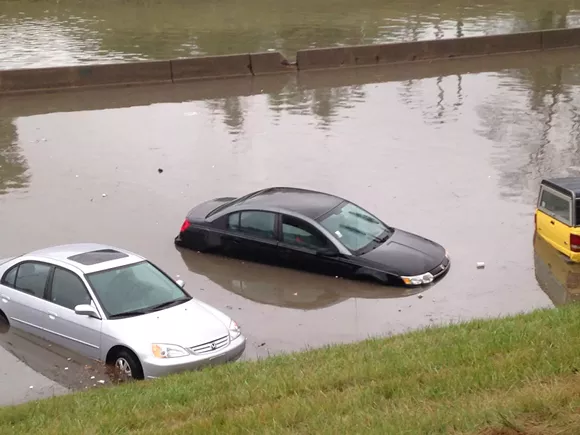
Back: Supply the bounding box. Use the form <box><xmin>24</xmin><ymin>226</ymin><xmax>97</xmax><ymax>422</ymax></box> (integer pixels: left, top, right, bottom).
<box><xmin>358</xmin><ymin>229</ymin><xmax>445</xmax><ymax>276</ymax></box>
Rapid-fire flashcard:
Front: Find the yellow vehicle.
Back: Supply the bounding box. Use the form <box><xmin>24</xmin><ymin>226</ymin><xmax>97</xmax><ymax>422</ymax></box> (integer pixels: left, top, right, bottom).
<box><xmin>535</xmin><ymin>178</ymin><xmax>580</xmax><ymax>262</ymax></box>
<box><xmin>534</xmin><ymin>233</ymin><xmax>580</xmax><ymax>306</ymax></box>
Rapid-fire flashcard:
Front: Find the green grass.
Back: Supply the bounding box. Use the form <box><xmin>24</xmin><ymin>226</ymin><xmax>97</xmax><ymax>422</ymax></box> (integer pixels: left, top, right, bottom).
<box><xmin>3</xmin><ymin>305</ymin><xmax>580</xmax><ymax>434</ymax></box>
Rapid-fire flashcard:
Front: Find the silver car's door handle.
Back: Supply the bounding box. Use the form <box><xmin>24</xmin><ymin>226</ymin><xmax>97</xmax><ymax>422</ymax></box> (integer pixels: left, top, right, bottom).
<box><xmin>0</xmin><ymin>294</ymin><xmax>10</xmax><ymax>302</ymax></box>
<box><xmin>48</xmin><ymin>311</ymin><xmax>58</xmax><ymax>320</ymax></box>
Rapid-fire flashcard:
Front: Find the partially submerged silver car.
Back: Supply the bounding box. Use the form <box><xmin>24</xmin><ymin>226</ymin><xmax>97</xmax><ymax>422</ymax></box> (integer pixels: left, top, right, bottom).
<box><xmin>0</xmin><ymin>243</ymin><xmax>246</xmax><ymax>379</ymax></box>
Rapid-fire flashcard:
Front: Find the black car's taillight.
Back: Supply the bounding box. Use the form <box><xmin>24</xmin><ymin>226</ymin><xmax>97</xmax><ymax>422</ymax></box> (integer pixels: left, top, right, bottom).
<box><xmin>180</xmin><ymin>219</ymin><xmax>191</xmax><ymax>233</ymax></box>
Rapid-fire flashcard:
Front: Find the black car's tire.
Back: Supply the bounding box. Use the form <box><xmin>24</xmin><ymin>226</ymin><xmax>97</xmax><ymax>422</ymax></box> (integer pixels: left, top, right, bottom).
<box><xmin>110</xmin><ymin>349</ymin><xmax>144</xmax><ymax>381</ymax></box>
<box><xmin>356</xmin><ymin>269</ymin><xmax>389</xmax><ymax>285</ymax></box>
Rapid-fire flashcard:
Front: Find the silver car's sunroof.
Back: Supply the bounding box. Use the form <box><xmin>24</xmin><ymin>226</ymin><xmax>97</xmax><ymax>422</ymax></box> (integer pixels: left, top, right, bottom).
<box><xmin>67</xmin><ymin>249</ymin><xmax>128</xmax><ymax>266</ymax></box>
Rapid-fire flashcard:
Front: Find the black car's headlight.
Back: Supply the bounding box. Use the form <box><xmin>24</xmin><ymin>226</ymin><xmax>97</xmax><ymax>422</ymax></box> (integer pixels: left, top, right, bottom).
<box><xmin>401</xmin><ymin>273</ymin><xmax>434</xmax><ymax>286</ymax></box>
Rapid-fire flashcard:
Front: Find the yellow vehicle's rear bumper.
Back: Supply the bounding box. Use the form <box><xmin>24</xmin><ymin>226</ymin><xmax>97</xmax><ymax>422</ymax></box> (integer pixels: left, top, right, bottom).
<box><xmin>536</xmin><ymin>230</ymin><xmax>580</xmax><ymax>263</ymax></box>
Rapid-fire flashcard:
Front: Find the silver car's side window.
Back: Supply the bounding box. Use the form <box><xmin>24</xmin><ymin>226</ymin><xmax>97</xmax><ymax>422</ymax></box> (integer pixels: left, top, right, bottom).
<box><xmin>50</xmin><ymin>267</ymin><xmax>92</xmax><ymax>311</ymax></box>
<box><xmin>12</xmin><ymin>262</ymin><xmax>51</xmax><ymax>298</ymax></box>
<box><xmin>1</xmin><ymin>266</ymin><xmax>17</xmax><ymax>287</ymax></box>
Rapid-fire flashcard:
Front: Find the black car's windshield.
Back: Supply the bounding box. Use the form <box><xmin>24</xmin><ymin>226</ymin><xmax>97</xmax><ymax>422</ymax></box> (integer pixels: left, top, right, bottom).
<box><xmin>85</xmin><ymin>261</ymin><xmax>191</xmax><ymax>319</ymax></box>
<box><xmin>317</xmin><ymin>201</ymin><xmax>392</xmax><ymax>253</ymax></box>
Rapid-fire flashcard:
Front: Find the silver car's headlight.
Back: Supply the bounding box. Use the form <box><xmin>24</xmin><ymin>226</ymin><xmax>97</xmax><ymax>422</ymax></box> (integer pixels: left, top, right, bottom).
<box><xmin>401</xmin><ymin>272</ymin><xmax>434</xmax><ymax>286</ymax></box>
<box><xmin>152</xmin><ymin>343</ymin><xmax>189</xmax><ymax>359</ymax></box>
<box><xmin>229</xmin><ymin>319</ymin><xmax>241</xmax><ymax>339</ymax></box>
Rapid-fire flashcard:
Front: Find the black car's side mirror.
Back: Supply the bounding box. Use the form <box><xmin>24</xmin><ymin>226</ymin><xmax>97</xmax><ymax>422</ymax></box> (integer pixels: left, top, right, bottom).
<box><xmin>317</xmin><ymin>248</ymin><xmax>340</xmax><ymax>257</ymax></box>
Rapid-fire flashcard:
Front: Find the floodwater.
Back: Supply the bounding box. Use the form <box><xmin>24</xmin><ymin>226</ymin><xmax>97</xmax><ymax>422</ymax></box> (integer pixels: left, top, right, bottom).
<box><xmin>2</xmin><ymin>48</ymin><xmax>580</xmax><ymax>404</ymax></box>
<box><xmin>1</xmin><ymin>0</ymin><xmax>580</xmax><ymax>69</ymax></box>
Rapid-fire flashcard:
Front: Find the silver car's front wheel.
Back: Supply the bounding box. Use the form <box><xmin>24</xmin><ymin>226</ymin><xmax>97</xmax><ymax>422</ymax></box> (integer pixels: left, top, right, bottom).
<box><xmin>108</xmin><ymin>349</ymin><xmax>144</xmax><ymax>382</ymax></box>
<box><xmin>115</xmin><ymin>357</ymin><xmax>133</xmax><ymax>379</ymax></box>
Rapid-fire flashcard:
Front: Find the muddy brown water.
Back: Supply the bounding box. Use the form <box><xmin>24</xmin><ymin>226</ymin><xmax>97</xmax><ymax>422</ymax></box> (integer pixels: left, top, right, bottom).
<box><xmin>2</xmin><ymin>48</ymin><xmax>580</xmax><ymax>404</ymax></box>
<box><xmin>1</xmin><ymin>0</ymin><xmax>579</xmax><ymax>69</ymax></box>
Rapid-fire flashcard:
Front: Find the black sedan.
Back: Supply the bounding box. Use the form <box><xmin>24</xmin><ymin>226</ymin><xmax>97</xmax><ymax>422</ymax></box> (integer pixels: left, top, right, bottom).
<box><xmin>174</xmin><ymin>187</ymin><xmax>450</xmax><ymax>286</ymax></box>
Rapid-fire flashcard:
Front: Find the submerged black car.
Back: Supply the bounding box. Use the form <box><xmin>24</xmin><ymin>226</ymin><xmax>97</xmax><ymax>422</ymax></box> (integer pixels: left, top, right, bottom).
<box><xmin>174</xmin><ymin>187</ymin><xmax>450</xmax><ymax>286</ymax></box>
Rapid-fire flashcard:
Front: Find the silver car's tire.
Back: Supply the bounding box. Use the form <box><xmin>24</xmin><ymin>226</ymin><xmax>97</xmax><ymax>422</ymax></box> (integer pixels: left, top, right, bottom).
<box><xmin>110</xmin><ymin>349</ymin><xmax>144</xmax><ymax>381</ymax></box>
<box><xmin>0</xmin><ymin>311</ymin><xmax>9</xmax><ymax>334</ymax></box>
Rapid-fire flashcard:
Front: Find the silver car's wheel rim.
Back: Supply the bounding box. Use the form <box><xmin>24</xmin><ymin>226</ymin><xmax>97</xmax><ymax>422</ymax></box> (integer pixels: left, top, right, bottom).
<box><xmin>115</xmin><ymin>358</ymin><xmax>132</xmax><ymax>378</ymax></box>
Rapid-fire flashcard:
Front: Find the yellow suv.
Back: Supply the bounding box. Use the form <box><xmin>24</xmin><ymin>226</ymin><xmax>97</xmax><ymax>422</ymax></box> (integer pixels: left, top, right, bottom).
<box><xmin>534</xmin><ymin>232</ymin><xmax>580</xmax><ymax>305</ymax></box>
<box><xmin>535</xmin><ymin>178</ymin><xmax>580</xmax><ymax>262</ymax></box>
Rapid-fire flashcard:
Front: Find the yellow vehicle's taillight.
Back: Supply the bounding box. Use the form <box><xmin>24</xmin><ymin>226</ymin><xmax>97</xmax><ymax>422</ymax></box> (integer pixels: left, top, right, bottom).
<box><xmin>571</xmin><ymin>234</ymin><xmax>580</xmax><ymax>252</ymax></box>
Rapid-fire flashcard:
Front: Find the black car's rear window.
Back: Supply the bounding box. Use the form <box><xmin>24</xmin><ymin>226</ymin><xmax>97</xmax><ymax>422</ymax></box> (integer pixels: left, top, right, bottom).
<box><xmin>68</xmin><ymin>249</ymin><xmax>128</xmax><ymax>266</ymax></box>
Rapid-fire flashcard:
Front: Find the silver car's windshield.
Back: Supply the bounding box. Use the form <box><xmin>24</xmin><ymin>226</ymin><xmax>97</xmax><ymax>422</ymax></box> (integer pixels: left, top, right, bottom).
<box><xmin>85</xmin><ymin>261</ymin><xmax>190</xmax><ymax>319</ymax></box>
<box><xmin>317</xmin><ymin>201</ymin><xmax>392</xmax><ymax>253</ymax></box>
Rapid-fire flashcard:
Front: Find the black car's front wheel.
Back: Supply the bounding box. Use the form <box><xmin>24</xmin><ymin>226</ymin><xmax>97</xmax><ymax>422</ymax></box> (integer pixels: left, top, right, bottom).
<box><xmin>355</xmin><ymin>269</ymin><xmax>391</xmax><ymax>286</ymax></box>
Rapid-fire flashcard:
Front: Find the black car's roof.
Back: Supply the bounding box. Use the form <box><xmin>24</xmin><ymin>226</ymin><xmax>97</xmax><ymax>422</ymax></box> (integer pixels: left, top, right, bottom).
<box><xmin>542</xmin><ymin>177</ymin><xmax>580</xmax><ymax>197</ymax></box>
<box><xmin>234</xmin><ymin>187</ymin><xmax>345</xmax><ymax>219</ymax></box>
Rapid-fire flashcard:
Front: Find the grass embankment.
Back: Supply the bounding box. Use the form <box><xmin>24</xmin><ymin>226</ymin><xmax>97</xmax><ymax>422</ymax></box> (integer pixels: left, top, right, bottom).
<box><xmin>3</xmin><ymin>305</ymin><xmax>580</xmax><ymax>434</ymax></box>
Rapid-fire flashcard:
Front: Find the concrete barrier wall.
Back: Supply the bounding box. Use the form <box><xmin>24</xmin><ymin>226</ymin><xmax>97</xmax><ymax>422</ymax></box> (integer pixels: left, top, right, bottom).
<box><xmin>171</xmin><ymin>54</ymin><xmax>252</xmax><ymax>81</ymax></box>
<box><xmin>0</xmin><ymin>61</ymin><xmax>173</xmax><ymax>93</ymax></box>
<box><xmin>542</xmin><ymin>27</ymin><xmax>580</xmax><ymax>49</ymax></box>
<box><xmin>250</xmin><ymin>52</ymin><xmax>294</xmax><ymax>75</ymax></box>
<box><xmin>296</xmin><ymin>28</ymin><xmax>580</xmax><ymax>71</ymax></box>
<box><xmin>2</xmin><ymin>27</ymin><xmax>580</xmax><ymax>94</ymax></box>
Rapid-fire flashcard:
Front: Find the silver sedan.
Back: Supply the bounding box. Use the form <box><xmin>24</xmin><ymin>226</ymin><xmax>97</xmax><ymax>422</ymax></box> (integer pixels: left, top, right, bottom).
<box><xmin>0</xmin><ymin>243</ymin><xmax>246</xmax><ymax>380</ymax></box>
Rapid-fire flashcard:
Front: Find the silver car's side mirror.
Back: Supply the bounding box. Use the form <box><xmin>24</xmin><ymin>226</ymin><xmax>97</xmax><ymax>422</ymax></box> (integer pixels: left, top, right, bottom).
<box><xmin>74</xmin><ymin>304</ymin><xmax>101</xmax><ymax>319</ymax></box>
<box><xmin>176</xmin><ymin>279</ymin><xmax>185</xmax><ymax>288</ymax></box>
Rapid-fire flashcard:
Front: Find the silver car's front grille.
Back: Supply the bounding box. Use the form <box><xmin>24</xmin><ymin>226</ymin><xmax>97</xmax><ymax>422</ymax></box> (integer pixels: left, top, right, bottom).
<box><xmin>190</xmin><ymin>335</ymin><xmax>229</xmax><ymax>355</ymax></box>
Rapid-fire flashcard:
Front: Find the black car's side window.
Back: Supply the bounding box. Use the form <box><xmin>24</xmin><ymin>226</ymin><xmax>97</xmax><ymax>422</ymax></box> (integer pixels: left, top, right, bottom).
<box><xmin>12</xmin><ymin>262</ymin><xmax>51</xmax><ymax>298</ymax></box>
<box><xmin>282</xmin><ymin>215</ymin><xmax>331</xmax><ymax>249</ymax></box>
<box><xmin>50</xmin><ymin>267</ymin><xmax>92</xmax><ymax>311</ymax></box>
<box><xmin>227</xmin><ymin>211</ymin><xmax>276</xmax><ymax>240</ymax></box>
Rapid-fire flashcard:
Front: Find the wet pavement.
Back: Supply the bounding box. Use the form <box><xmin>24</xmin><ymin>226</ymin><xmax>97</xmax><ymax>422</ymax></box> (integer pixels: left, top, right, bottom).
<box><xmin>0</xmin><ymin>0</ymin><xmax>579</xmax><ymax>69</ymax></box>
<box><xmin>2</xmin><ymin>48</ymin><xmax>580</xmax><ymax>404</ymax></box>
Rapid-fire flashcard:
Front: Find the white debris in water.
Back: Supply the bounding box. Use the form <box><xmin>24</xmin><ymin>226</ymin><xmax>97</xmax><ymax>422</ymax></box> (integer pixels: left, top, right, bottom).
<box><xmin>29</xmin><ymin>386</ymin><xmax>33</xmax><ymax>389</ymax></box>
<box><xmin>102</xmin><ymin>193</ymin><xmax>107</xmax><ymax>198</ymax></box>
<box><xmin>97</xmin><ymin>380</ymin><xmax>105</xmax><ymax>384</ymax></box>
<box><xmin>476</xmin><ymin>262</ymin><xmax>485</xmax><ymax>269</ymax></box>
<box><xmin>64</xmin><ymin>367</ymin><xmax>68</xmax><ymax>370</ymax></box>
<box><xmin>90</xmin><ymin>376</ymin><xmax>95</xmax><ymax>379</ymax></box>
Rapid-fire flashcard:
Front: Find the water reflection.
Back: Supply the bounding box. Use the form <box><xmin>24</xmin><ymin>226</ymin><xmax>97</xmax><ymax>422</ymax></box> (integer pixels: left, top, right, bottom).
<box><xmin>0</xmin><ymin>320</ymin><xmax>108</xmax><ymax>391</ymax></box>
<box><xmin>177</xmin><ymin>249</ymin><xmax>426</xmax><ymax>310</ymax></box>
<box><xmin>269</xmin><ymin>83</ymin><xmax>367</xmax><ymax>130</ymax></box>
<box><xmin>1</xmin><ymin>0</ymin><xmax>579</xmax><ymax>69</ymax></box>
<box><xmin>0</xmin><ymin>118</ymin><xmax>29</xmax><ymax>196</ymax></box>
<box><xmin>476</xmin><ymin>62</ymin><xmax>580</xmax><ymax>204</ymax></box>
<box><xmin>534</xmin><ymin>233</ymin><xmax>580</xmax><ymax>305</ymax></box>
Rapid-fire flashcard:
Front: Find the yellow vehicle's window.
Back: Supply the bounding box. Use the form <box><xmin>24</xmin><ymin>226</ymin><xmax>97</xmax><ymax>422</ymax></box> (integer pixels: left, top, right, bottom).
<box><xmin>540</xmin><ymin>189</ymin><xmax>571</xmax><ymax>224</ymax></box>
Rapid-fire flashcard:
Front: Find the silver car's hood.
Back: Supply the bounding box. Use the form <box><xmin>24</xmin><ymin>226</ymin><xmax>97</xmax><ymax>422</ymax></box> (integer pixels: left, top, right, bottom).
<box><xmin>108</xmin><ymin>299</ymin><xmax>230</xmax><ymax>348</ymax></box>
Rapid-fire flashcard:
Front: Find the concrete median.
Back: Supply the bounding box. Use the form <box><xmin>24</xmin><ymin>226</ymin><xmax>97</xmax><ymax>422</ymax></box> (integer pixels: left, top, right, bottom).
<box><xmin>542</xmin><ymin>27</ymin><xmax>580</xmax><ymax>49</ymax></box>
<box><xmin>249</xmin><ymin>52</ymin><xmax>294</xmax><ymax>75</ymax></box>
<box><xmin>2</xmin><ymin>27</ymin><xmax>580</xmax><ymax>94</ymax></box>
<box><xmin>297</xmin><ymin>30</ymin><xmax>546</xmax><ymax>70</ymax></box>
<box><xmin>0</xmin><ymin>61</ymin><xmax>172</xmax><ymax>93</ymax></box>
<box><xmin>171</xmin><ymin>54</ymin><xmax>252</xmax><ymax>82</ymax></box>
